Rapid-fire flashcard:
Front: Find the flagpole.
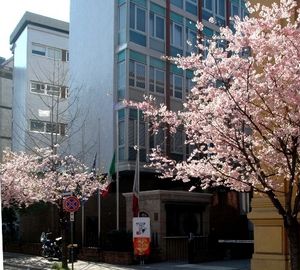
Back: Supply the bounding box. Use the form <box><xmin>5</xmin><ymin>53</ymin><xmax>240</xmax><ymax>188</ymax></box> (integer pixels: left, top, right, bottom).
<box><xmin>98</xmin><ymin>117</ymin><xmax>101</xmax><ymax>245</ymax></box>
<box><xmin>116</xmin><ymin>108</ymin><xmax>120</xmax><ymax>230</ymax></box>
<box><xmin>97</xmin><ymin>189</ymin><xmax>101</xmax><ymax>244</ymax></box>
<box><xmin>132</xmin><ymin>108</ymin><xmax>140</xmax><ymax>218</ymax></box>
<box><xmin>137</xmin><ymin>108</ymin><xmax>140</xmax><ymax>206</ymax></box>
<box><xmin>81</xmin><ymin>122</ymin><xmax>85</xmax><ymax>246</ymax></box>
<box><xmin>81</xmin><ymin>204</ymin><xmax>84</xmax><ymax>246</ymax></box>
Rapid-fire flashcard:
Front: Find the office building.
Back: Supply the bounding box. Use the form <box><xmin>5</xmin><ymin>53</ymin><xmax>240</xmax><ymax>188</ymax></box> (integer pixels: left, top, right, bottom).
<box><xmin>8</xmin><ymin>12</ymin><xmax>69</xmax><ymax>242</ymax></box>
<box><xmin>10</xmin><ymin>12</ymin><xmax>69</xmax><ymax>154</ymax></box>
<box><xmin>69</xmin><ymin>0</ymin><xmax>250</xmax><ymax>258</ymax></box>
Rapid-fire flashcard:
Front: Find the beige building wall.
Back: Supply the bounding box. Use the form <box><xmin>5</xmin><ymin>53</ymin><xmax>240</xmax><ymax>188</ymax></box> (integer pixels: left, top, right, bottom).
<box><xmin>247</xmin><ymin>1</ymin><xmax>298</xmax><ymax>270</ymax></box>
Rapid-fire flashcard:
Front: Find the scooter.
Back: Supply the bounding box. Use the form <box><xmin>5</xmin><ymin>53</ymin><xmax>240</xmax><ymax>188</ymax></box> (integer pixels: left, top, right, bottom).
<box><xmin>40</xmin><ymin>232</ymin><xmax>62</xmax><ymax>259</ymax></box>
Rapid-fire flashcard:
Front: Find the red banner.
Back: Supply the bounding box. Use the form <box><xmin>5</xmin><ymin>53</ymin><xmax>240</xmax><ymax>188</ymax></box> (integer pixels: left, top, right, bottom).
<box><xmin>133</xmin><ymin>237</ymin><xmax>150</xmax><ymax>256</ymax></box>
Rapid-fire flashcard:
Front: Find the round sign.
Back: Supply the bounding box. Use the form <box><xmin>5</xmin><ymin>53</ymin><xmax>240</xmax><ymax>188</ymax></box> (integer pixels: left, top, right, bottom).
<box><xmin>63</xmin><ymin>196</ymin><xmax>80</xmax><ymax>212</ymax></box>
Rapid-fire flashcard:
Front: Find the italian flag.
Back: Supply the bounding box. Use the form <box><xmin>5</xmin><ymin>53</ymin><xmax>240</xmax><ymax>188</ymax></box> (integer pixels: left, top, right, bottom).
<box><xmin>101</xmin><ymin>153</ymin><xmax>115</xmax><ymax>197</ymax></box>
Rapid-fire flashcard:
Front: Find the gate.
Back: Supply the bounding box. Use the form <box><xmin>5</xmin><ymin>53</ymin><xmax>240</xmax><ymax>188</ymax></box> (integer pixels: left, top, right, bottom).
<box><xmin>164</xmin><ymin>236</ymin><xmax>188</xmax><ymax>261</ymax></box>
<box><xmin>164</xmin><ymin>235</ymin><xmax>209</xmax><ymax>262</ymax></box>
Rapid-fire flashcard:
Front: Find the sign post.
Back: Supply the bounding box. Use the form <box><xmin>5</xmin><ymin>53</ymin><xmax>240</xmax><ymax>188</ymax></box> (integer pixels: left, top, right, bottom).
<box><xmin>132</xmin><ymin>217</ymin><xmax>151</xmax><ymax>264</ymax></box>
<box><xmin>63</xmin><ymin>196</ymin><xmax>80</xmax><ymax>270</ymax></box>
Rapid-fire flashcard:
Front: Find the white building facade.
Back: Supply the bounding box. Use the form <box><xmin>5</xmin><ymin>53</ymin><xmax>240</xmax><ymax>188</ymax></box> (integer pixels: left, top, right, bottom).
<box><xmin>69</xmin><ymin>0</ymin><xmax>248</xmax><ymax>172</ymax></box>
<box><xmin>10</xmin><ymin>12</ymin><xmax>69</xmax><ymax>153</ymax></box>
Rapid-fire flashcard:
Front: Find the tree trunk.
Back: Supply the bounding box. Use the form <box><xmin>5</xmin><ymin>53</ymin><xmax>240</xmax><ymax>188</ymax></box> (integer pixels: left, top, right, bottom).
<box><xmin>61</xmin><ymin>222</ymin><xmax>68</xmax><ymax>269</ymax></box>
<box><xmin>285</xmin><ymin>218</ymin><xmax>300</xmax><ymax>270</ymax></box>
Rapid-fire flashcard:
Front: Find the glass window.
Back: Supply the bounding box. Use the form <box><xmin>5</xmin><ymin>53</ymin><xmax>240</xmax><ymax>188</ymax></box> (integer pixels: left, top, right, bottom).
<box><xmin>139</xmin><ymin>121</ymin><xmax>146</xmax><ymax>147</ymax></box>
<box><xmin>30</xmin><ymin>120</ymin><xmax>44</xmax><ymax>132</ymax></box>
<box><xmin>62</xmin><ymin>50</ymin><xmax>69</xmax><ymax>62</ymax></box>
<box><xmin>150</xmin><ymin>13</ymin><xmax>154</xmax><ymax>36</ymax></box>
<box><xmin>32</xmin><ymin>44</ymin><xmax>46</xmax><ymax>56</ymax></box>
<box><xmin>186</xmin><ymin>28</ymin><xmax>197</xmax><ymax>53</ymax></box>
<box><xmin>216</xmin><ymin>0</ymin><xmax>225</xmax><ymax>17</ymax></box>
<box><xmin>185</xmin><ymin>77</ymin><xmax>196</xmax><ymax>95</ymax></box>
<box><xmin>129</xmin><ymin>117</ymin><xmax>146</xmax><ymax>147</ymax></box>
<box><xmin>129</xmin><ymin>109</ymin><xmax>146</xmax><ymax>161</ymax></box>
<box><xmin>32</xmin><ymin>43</ymin><xmax>64</xmax><ymax>60</ymax></box>
<box><xmin>150</xmin><ymin>12</ymin><xmax>165</xmax><ymax>40</ymax></box>
<box><xmin>31</xmin><ymin>82</ymin><xmax>44</xmax><ymax>94</ymax></box>
<box><xmin>137</xmin><ymin>8</ymin><xmax>146</xmax><ymax>32</ymax></box>
<box><xmin>202</xmin><ymin>0</ymin><xmax>214</xmax><ymax>21</ymax></box>
<box><xmin>170</xmin><ymin>74</ymin><xmax>183</xmax><ymax>99</ymax></box>
<box><xmin>46</xmin><ymin>123</ymin><xmax>59</xmax><ymax>134</ymax></box>
<box><xmin>149</xmin><ymin>68</ymin><xmax>155</xmax><ymax>92</ymax></box>
<box><xmin>129</xmin><ymin>60</ymin><xmax>146</xmax><ymax>89</ymax></box>
<box><xmin>174</xmin><ymin>75</ymin><xmax>183</xmax><ymax>99</ymax></box>
<box><xmin>30</xmin><ymin>81</ymin><xmax>65</xmax><ymax>98</ymax></box>
<box><xmin>130</xmin><ymin>3</ymin><xmax>135</xmax><ymax>29</ymax></box>
<box><xmin>129</xmin><ymin>61</ymin><xmax>135</xmax><ymax>87</ymax></box>
<box><xmin>30</xmin><ymin>120</ymin><xmax>66</xmax><ymax>135</ymax></box>
<box><xmin>203</xmin><ymin>37</ymin><xmax>210</xmax><ymax>58</ymax></box>
<box><xmin>150</xmin><ymin>127</ymin><xmax>165</xmax><ymax>151</ymax></box>
<box><xmin>171</xmin><ymin>130</ymin><xmax>183</xmax><ymax>154</ymax></box>
<box><xmin>203</xmin><ymin>0</ymin><xmax>212</xmax><ymax>11</ymax></box>
<box><xmin>171</xmin><ymin>22</ymin><xmax>183</xmax><ymax>48</ymax></box>
<box><xmin>46</xmin><ymin>85</ymin><xmax>60</xmax><ymax>96</ymax></box>
<box><xmin>130</xmin><ymin>3</ymin><xmax>146</xmax><ymax>33</ymax></box>
<box><xmin>216</xmin><ymin>37</ymin><xmax>226</xmax><ymax>51</ymax></box>
<box><xmin>60</xmin><ymin>123</ymin><xmax>66</xmax><ymax>136</ymax></box>
<box><xmin>241</xmin><ymin>7</ymin><xmax>248</xmax><ymax>19</ymax></box>
<box><xmin>48</xmin><ymin>48</ymin><xmax>62</xmax><ymax>60</ymax></box>
<box><xmin>231</xmin><ymin>2</ymin><xmax>239</xmax><ymax>16</ymax></box>
<box><xmin>185</xmin><ymin>0</ymin><xmax>197</xmax><ymax>16</ymax></box>
<box><xmin>119</xmin><ymin>120</ymin><xmax>125</xmax><ymax>145</ymax></box>
<box><xmin>118</xmin><ymin>3</ymin><xmax>126</xmax><ymax>44</ymax></box>
<box><xmin>136</xmin><ymin>63</ymin><xmax>146</xmax><ymax>88</ymax></box>
<box><xmin>150</xmin><ymin>67</ymin><xmax>165</xmax><ymax>94</ymax></box>
<box><xmin>171</xmin><ymin>0</ymin><xmax>183</xmax><ymax>8</ymax></box>
<box><xmin>118</xmin><ymin>60</ymin><xmax>126</xmax><ymax>100</ymax></box>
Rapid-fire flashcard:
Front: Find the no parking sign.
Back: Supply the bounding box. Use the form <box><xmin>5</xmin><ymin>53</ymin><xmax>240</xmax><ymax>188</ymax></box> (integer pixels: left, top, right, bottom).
<box><xmin>63</xmin><ymin>196</ymin><xmax>80</xmax><ymax>212</ymax></box>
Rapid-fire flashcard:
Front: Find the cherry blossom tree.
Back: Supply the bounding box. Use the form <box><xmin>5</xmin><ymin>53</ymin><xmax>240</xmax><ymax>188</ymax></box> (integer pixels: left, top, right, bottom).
<box><xmin>131</xmin><ymin>1</ymin><xmax>300</xmax><ymax>269</ymax></box>
<box><xmin>0</xmin><ymin>147</ymin><xmax>103</xmax><ymax>268</ymax></box>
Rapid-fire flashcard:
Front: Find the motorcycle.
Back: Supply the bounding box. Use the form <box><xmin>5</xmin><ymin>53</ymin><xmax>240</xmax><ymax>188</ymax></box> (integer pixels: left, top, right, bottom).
<box><xmin>40</xmin><ymin>232</ymin><xmax>62</xmax><ymax>259</ymax></box>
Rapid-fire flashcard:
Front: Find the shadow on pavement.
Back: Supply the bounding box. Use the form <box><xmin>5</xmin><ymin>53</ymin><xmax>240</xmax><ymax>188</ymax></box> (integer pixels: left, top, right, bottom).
<box><xmin>4</xmin><ymin>252</ymin><xmax>56</xmax><ymax>269</ymax></box>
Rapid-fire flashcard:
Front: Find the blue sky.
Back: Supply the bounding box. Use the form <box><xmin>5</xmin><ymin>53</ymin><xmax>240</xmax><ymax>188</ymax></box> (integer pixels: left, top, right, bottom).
<box><xmin>0</xmin><ymin>0</ymin><xmax>70</xmax><ymax>59</ymax></box>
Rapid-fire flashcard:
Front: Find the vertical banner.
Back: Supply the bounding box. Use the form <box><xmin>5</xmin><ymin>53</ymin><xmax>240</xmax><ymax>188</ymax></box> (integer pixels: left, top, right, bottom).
<box><xmin>132</xmin><ymin>217</ymin><xmax>151</xmax><ymax>256</ymax></box>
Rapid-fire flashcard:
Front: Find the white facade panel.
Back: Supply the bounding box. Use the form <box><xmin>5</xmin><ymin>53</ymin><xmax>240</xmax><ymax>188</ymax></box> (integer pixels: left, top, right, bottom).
<box><xmin>70</xmin><ymin>0</ymin><xmax>115</xmax><ymax>171</ymax></box>
<box><xmin>25</xmin><ymin>26</ymin><xmax>69</xmax><ymax>152</ymax></box>
<box><xmin>11</xmin><ymin>15</ymin><xmax>69</xmax><ymax>154</ymax></box>
<box><xmin>12</xmin><ymin>29</ymin><xmax>28</xmax><ymax>152</ymax></box>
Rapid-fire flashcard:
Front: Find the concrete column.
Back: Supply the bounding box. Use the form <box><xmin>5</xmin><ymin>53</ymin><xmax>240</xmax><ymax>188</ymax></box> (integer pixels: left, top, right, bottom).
<box><xmin>248</xmin><ymin>196</ymin><xmax>289</xmax><ymax>270</ymax></box>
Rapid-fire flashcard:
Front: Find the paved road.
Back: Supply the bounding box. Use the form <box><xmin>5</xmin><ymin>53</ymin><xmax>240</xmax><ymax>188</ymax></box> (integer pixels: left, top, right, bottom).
<box><xmin>4</xmin><ymin>252</ymin><xmax>250</xmax><ymax>270</ymax></box>
<box><xmin>4</xmin><ymin>266</ymin><xmax>20</xmax><ymax>270</ymax></box>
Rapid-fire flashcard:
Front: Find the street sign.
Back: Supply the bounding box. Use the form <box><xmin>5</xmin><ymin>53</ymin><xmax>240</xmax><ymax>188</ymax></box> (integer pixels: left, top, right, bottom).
<box><xmin>133</xmin><ymin>217</ymin><xmax>150</xmax><ymax>238</ymax></box>
<box><xmin>63</xmin><ymin>196</ymin><xmax>80</xmax><ymax>212</ymax></box>
<box><xmin>70</xmin><ymin>212</ymin><xmax>74</xmax><ymax>222</ymax></box>
<box><xmin>62</xmin><ymin>192</ymin><xmax>73</xmax><ymax>197</ymax></box>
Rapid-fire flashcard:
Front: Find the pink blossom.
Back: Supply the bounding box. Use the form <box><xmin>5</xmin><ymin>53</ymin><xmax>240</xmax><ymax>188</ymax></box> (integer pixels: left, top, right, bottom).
<box><xmin>0</xmin><ymin>148</ymin><xmax>103</xmax><ymax>208</ymax></box>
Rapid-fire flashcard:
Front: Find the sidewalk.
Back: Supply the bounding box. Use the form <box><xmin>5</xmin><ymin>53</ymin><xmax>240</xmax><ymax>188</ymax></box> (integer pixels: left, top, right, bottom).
<box><xmin>4</xmin><ymin>252</ymin><xmax>250</xmax><ymax>270</ymax></box>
